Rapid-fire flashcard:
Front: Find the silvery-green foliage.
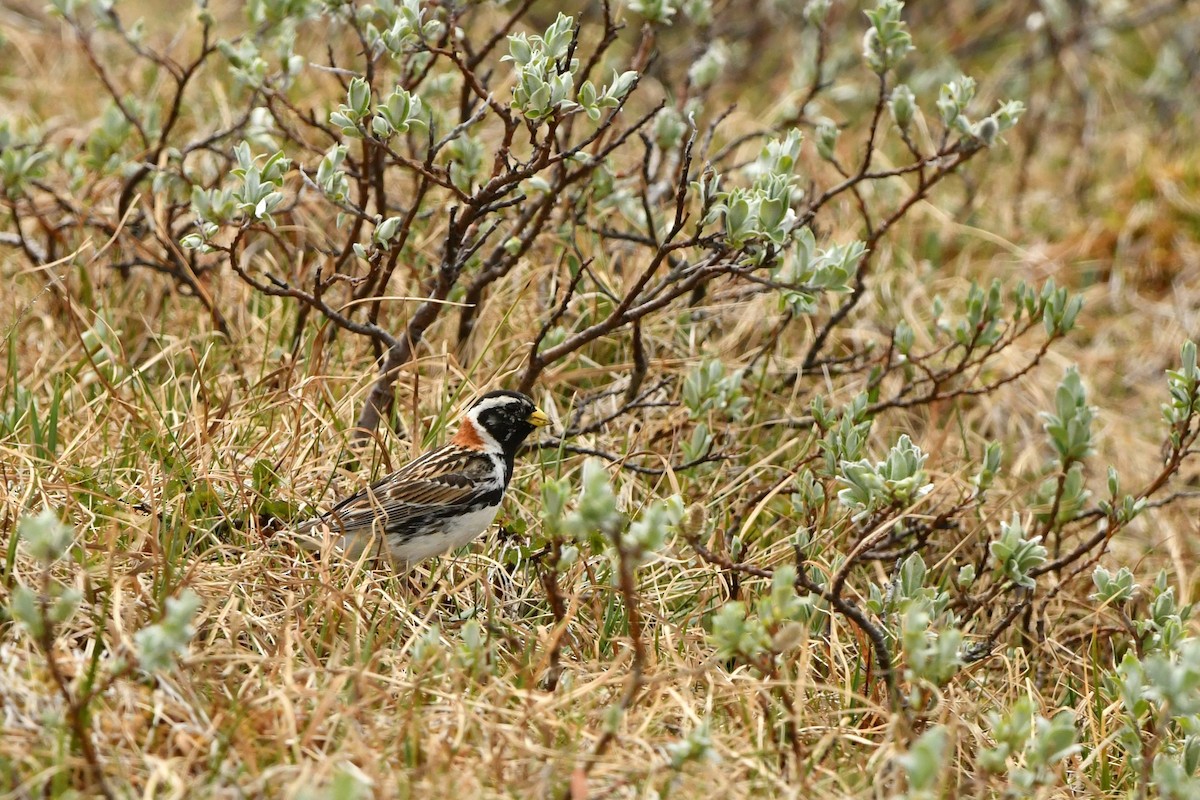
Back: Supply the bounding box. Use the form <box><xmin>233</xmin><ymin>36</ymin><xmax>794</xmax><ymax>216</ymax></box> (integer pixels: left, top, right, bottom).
<box><xmin>756</xmin><ymin>128</ymin><xmax>804</xmax><ymax>176</ymax></box>
<box><xmin>245</xmin><ymin>107</ymin><xmax>280</xmax><ymax>151</ymax></box>
<box><xmin>836</xmin><ymin>434</ymin><xmax>932</xmax><ymax>515</ymax></box>
<box><xmin>682</xmin><ymin>0</ymin><xmax>713</xmax><ymax>27</ymax></box>
<box><xmin>315</xmin><ymin>146</ymin><xmax>350</xmax><ymax>203</ymax></box>
<box><xmin>665</xmin><ymin>720</ymin><xmax>716</xmax><ymax>769</ymax></box>
<box><xmin>679</xmin><ymin>423</ymin><xmax>714</xmax><ymax>470</ymax></box>
<box><xmin>653</xmin><ymin>107</ymin><xmax>689</xmax><ymax>150</ymax></box>
<box><xmin>1017</xmin><ymin>279</ymin><xmax>1083</xmax><ymax>335</ymax></box>
<box><xmin>690</xmin><ymin>168</ymin><xmax>724</xmax><ymax>230</ymax></box>
<box><xmin>10</xmin><ymin>586</ymin><xmax>47</xmax><ymax>639</ymax></box>
<box><xmin>0</xmin><ymin>136</ymin><xmax>51</xmax><ymax>198</ymax></box>
<box><xmin>954</xmin><ymin>280</ymin><xmax>1004</xmax><ymax>347</ymax></box>
<box><xmin>900</xmin><ymin>604</ymin><xmax>961</xmax><ymax>687</ymax></box>
<box><xmin>814</xmin><ymin>118</ymin><xmax>840</xmax><ymax>161</ymax></box>
<box><xmin>371</xmin><ymin>87</ymin><xmax>426</xmax><ymax>139</ymax></box>
<box><xmin>774</xmin><ymin>229</ymin><xmax>863</xmax><ymax>314</ymax></box>
<box><xmin>1015</xmin><ymin>712</ymin><xmax>1080</xmax><ymax>790</ymax></box>
<box><xmin>629</xmin><ymin>0</ymin><xmax>677</xmax><ymax>25</ymax></box>
<box><xmin>218</xmin><ymin>27</ymin><xmax>304</xmax><ymax>92</ymax></box>
<box><xmin>133</xmin><ymin>590</ymin><xmax>202</xmax><ymax>673</ymax></box>
<box><xmin>937</xmin><ymin>75</ymin><xmax>977</xmax><ymax>135</ymax></box>
<box><xmin>803</xmin><ymin>0</ymin><xmax>831</xmax><ymax>25</ymax></box>
<box><xmin>979</xmin><ymin>695</ymin><xmax>1035</xmax><ymax>773</ymax></box>
<box><xmin>1139</xmin><ymin>640</ymin><xmax>1200</xmax><ymax>717</ymax></box>
<box><xmin>688</xmin><ymin>40</ymin><xmax>728</xmax><ymax>89</ymax></box>
<box><xmin>867</xmin><ymin>553</ymin><xmax>950</xmax><ymax>620</ymax></box>
<box><xmin>246</xmin><ymin>0</ymin><xmax>320</xmax><ymax>27</ymax></box>
<box><xmin>453</xmin><ymin>619</ymin><xmax>490</xmax><ymax>679</ymax></box>
<box><xmin>971</xmin><ymin>441</ymin><xmax>1004</xmax><ymax>494</ymax></box>
<box><xmin>719</xmin><ymin>187</ymin><xmax>758</xmax><ymax>249</ymax></box>
<box><xmin>266</xmin><ymin>26</ymin><xmax>306</xmax><ymax>89</ymax></box>
<box><xmin>1041</xmin><ymin>367</ymin><xmax>1096</xmax><ymax>464</ymax></box>
<box><xmin>791</xmin><ymin>470</ymin><xmax>826</xmax><ymax>512</ymax></box>
<box><xmin>976</xmin><ymin>100</ymin><xmax>1025</xmax><ymax>146</ymax></box>
<box><xmin>1034</xmin><ymin>462</ymin><xmax>1090</xmax><ymax>526</ymax></box>
<box><xmin>709</xmin><ymin>566</ymin><xmax>828</xmax><ymax>662</ymax></box>
<box><xmin>1098</xmin><ymin>466</ymin><xmax>1147</xmax><ymax>525</ymax></box>
<box><xmin>18</xmin><ymin>507</ymin><xmax>76</xmax><ymax>565</ymax></box>
<box><xmin>862</xmin><ymin>0</ymin><xmax>914</xmax><ymax>73</ymax></box>
<box><xmin>13</xmin><ymin>5</ymin><xmax>1140</xmax><ymax>773</ymax></box>
<box><xmin>554</xmin><ymin>544</ymin><xmax>580</xmax><ymax>571</ymax></box>
<box><xmin>895</xmin><ymin>552</ymin><xmax>942</xmax><ymax>609</ymax></box>
<box><xmin>620</xmin><ymin>495</ymin><xmax>684</xmax><ymax>566</ymax></box>
<box><xmin>1114</xmin><ymin>651</ymin><xmax>1151</xmax><ymax>732</ymax></box>
<box><xmin>718</xmin><ymin>129</ymin><xmax>805</xmax><ymax>251</ymax></box>
<box><xmin>561</xmin><ymin>458</ymin><xmax>623</xmax><ymax>549</ymax></box>
<box><xmin>226</xmin><ymin>144</ymin><xmax>290</xmax><ymax>225</ymax></box>
<box><xmin>893</xmin><ymin>320</ymin><xmax>915</xmax><ymax>355</ymax></box>
<box><xmin>898</xmin><ymin>726</ymin><xmax>946</xmax><ymax>800</ymax></box>
<box><xmin>710</xmin><ymin>601</ymin><xmax>769</xmax><ymax>660</ymax></box>
<box><xmin>758</xmin><ymin>566</ymin><xmax>806</xmax><ymax>628</ymax></box>
<box><xmin>83</xmin><ymin>105</ymin><xmax>132</xmax><ymax>173</ymax></box>
<box><xmin>746</xmin><ymin>175</ymin><xmax>797</xmax><ymax>252</ymax></box>
<box><xmin>682</xmin><ymin>359</ymin><xmax>748</xmax><ymax>419</ymax></box>
<box><xmin>9</xmin><ymin>511</ymin><xmax>82</xmax><ymax>639</ymax></box>
<box><xmin>520</xmin><ymin>174</ymin><xmax>553</xmax><ymax>197</ymax></box>
<box><xmin>182</xmin><ymin>185</ymin><xmax>237</xmax><ymax>250</ymax></box>
<box><xmin>1163</xmin><ymin>340</ymin><xmax>1200</xmax><ymax>448</ymax></box>
<box><xmin>296</xmin><ymin>768</ymin><xmax>372</xmax><ymax>800</ymax></box>
<box><xmin>365</xmin><ymin>0</ymin><xmax>443</xmax><ymax>57</ymax></box>
<box><xmin>10</xmin><ymin>579</ymin><xmax>81</xmax><ymax>647</ymax></box>
<box><xmin>218</xmin><ymin>38</ymin><xmax>271</xmax><ymax>89</ymax></box>
<box><xmin>505</xmin><ymin>14</ymin><xmax>582</xmax><ymax>122</ymax></box>
<box><xmin>575</xmin><ymin>69</ymin><xmax>638</xmax><ymax>123</ymax></box>
<box><xmin>972</xmin><ymin>115</ymin><xmax>999</xmax><ymax>145</ymax></box>
<box><xmin>408</xmin><ymin>625</ymin><xmax>445</xmax><ymax>672</ymax></box>
<box><xmin>815</xmin><ymin>394</ymin><xmax>872</xmax><ymax>475</ymax></box>
<box><xmin>934</xmin><ymin>73</ymin><xmax>1024</xmax><ymax>145</ymax></box>
<box><xmin>889</xmin><ymin>84</ymin><xmax>916</xmax><ymax>130</ymax></box>
<box><xmin>537</xmin><ymin>474</ymin><xmax>568</xmax><ymax>537</ymax></box>
<box><xmin>988</xmin><ymin>514</ymin><xmax>1046</xmax><ymax>589</ymax></box>
<box><xmin>330</xmin><ymin>77</ymin><xmax>373</xmax><ymax>138</ymax></box>
<box><xmin>373</xmin><ymin>216</ymin><xmax>405</xmax><ymax>245</ymax></box>
<box><xmin>1154</xmin><ymin>755</ymin><xmax>1200</xmax><ymax>800</ymax></box>
<box><xmin>1091</xmin><ymin>565</ymin><xmax>1139</xmax><ymax>605</ymax></box>
<box><xmin>447</xmin><ymin>134</ymin><xmax>485</xmax><ymax>193</ymax></box>
<box><xmin>979</xmin><ymin>696</ymin><xmax>1079</xmax><ymax>791</ymax></box>
<box><xmin>1134</xmin><ymin>571</ymin><xmax>1193</xmax><ymax>656</ymax></box>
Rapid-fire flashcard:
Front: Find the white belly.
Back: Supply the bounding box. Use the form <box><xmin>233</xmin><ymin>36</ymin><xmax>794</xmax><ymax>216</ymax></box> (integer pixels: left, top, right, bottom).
<box><xmin>390</xmin><ymin>504</ymin><xmax>501</xmax><ymax>563</ymax></box>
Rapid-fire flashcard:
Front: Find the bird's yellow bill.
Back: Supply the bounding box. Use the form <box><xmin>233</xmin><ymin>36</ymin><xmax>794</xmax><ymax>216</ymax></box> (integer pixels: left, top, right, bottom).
<box><xmin>527</xmin><ymin>408</ymin><xmax>550</xmax><ymax>427</ymax></box>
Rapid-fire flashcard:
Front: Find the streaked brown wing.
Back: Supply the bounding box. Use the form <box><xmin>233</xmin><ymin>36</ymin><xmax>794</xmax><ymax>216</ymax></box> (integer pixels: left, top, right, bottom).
<box><xmin>317</xmin><ymin>445</ymin><xmax>497</xmax><ymax>536</ymax></box>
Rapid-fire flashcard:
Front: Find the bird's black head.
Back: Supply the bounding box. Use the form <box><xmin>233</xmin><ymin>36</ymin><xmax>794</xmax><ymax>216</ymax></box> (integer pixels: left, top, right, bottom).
<box><xmin>466</xmin><ymin>390</ymin><xmax>549</xmax><ymax>456</ymax></box>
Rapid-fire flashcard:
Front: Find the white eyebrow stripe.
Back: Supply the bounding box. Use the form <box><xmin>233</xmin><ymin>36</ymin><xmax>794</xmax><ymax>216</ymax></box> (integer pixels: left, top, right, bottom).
<box><xmin>471</xmin><ymin>396</ymin><xmax>524</xmax><ymax>414</ymax></box>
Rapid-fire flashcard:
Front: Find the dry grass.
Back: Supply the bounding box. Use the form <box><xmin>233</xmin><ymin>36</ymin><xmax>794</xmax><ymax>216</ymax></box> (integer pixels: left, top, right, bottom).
<box><xmin>3</xmin><ymin>1</ymin><xmax>1200</xmax><ymax>798</ymax></box>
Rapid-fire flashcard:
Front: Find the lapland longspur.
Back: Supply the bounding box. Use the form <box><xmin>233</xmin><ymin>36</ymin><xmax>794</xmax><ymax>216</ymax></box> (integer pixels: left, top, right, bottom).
<box><xmin>296</xmin><ymin>390</ymin><xmax>549</xmax><ymax>565</ymax></box>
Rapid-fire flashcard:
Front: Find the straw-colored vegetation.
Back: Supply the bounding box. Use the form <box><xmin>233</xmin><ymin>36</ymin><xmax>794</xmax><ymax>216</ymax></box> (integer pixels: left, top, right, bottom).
<box><xmin>3</xmin><ymin>1</ymin><xmax>1200</xmax><ymax>798</ymax></box>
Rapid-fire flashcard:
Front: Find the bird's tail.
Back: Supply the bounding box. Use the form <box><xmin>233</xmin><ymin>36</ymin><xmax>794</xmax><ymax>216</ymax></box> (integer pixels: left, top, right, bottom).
<box><xmin>287</xmin><ymin>516</ymin><xmax>387</xmax><ymax>561</ymax></box>
<box><xmin>287</xmin><ymin>515</ymin><xmax>337</xmax><ymax>553</ymax></box>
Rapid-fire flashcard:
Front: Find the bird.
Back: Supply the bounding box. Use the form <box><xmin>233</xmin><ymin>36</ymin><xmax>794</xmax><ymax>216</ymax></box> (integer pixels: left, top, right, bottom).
<box><xmin>294</xmin><ymin>390</ymin><xmax>549</xmax><ymax>566</ymax></box>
